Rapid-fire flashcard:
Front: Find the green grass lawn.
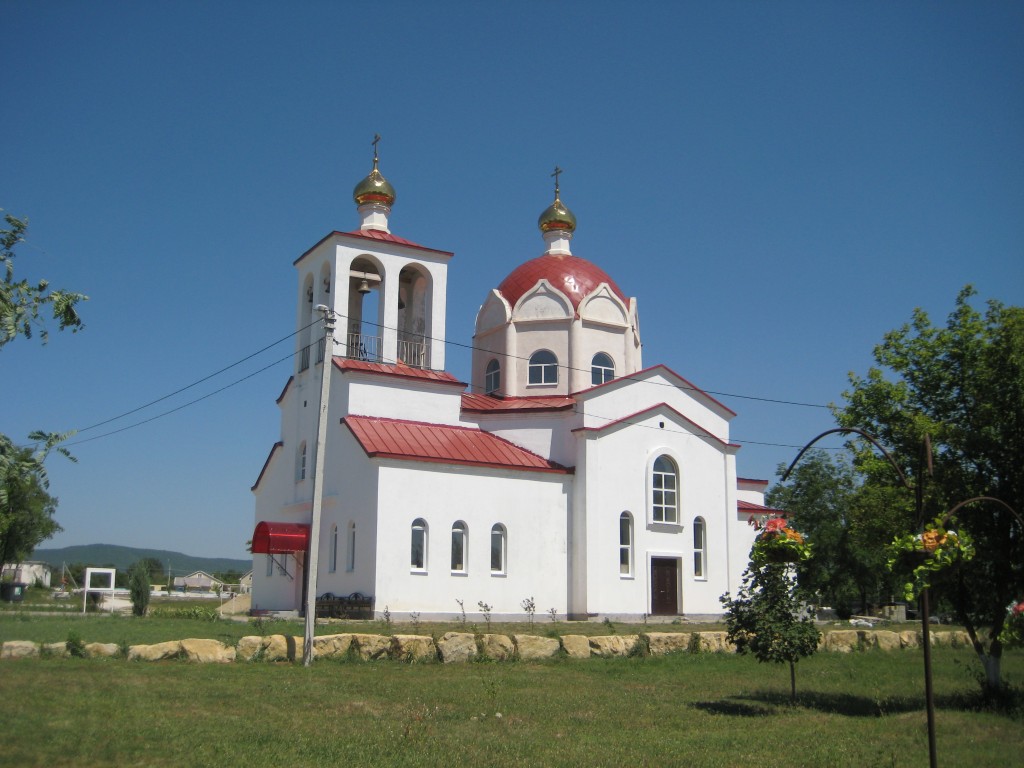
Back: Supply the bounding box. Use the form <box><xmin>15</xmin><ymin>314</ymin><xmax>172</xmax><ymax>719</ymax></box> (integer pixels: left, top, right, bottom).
<box><xmin>1</xmin><ymin>644</ymin><xmax>1021</xmax><ymax>767</ymax></box>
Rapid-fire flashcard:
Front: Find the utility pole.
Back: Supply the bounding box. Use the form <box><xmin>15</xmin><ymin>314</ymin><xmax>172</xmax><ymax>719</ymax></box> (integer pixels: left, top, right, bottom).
<box><xmin>303</xmin><ymin>305</ymin><xmax>336</xmax><ymax>666</ymax></box>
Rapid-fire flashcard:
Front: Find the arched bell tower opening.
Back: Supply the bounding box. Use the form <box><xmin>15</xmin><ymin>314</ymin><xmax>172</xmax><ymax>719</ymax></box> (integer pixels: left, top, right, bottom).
<box><xmin>346</xmin><ymin>256</ymin><xmax>383</xmax><ymax>362</ymax></box>
<box><xmin>298</xmin><ymin>274</ymin><xmax>316</xmax><ymax>372</ymax></box>
<box><xmin>397</xmin><ymin>264</ymin><xmax>432</xmax><ymax>368</ymax></box>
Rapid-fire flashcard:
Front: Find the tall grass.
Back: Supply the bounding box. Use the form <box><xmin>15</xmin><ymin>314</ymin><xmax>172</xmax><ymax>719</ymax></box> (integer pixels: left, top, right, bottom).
<box><xmin>1</xmin><ymin>648</ymin><xmax>1020</xmax><ymax>767</ymax></box>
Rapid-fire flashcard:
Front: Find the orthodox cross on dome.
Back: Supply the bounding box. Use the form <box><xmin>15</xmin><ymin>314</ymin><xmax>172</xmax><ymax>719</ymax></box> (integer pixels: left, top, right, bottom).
<box><xmin>551</xmin><ymin>165</ymin><xmax>563</xmax><ymax>200</ymax></box>
<box><xmin>371</xmin><ymin>133</ymin><xmax>382</xmax><ymax>169</ymax></box>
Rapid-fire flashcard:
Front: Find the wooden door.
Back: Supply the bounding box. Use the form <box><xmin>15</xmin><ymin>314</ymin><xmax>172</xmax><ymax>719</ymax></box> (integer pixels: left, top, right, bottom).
<box><xmin>650</xmin><ymin>557</ymin><xmax>679</xmax><ymax>615</ymax></box>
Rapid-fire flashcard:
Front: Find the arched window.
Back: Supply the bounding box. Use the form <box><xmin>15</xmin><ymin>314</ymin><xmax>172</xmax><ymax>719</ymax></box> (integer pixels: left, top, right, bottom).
<box><xmin>652</xmin><ymin>455</ymin><xmax>678</xmax><ymax>523</ymax></box>
<box><xmin>528</xmin><ymin>350</ymin><xmax>558</xmax><ymax>385</ymax></box>
<box><xmin>592</xmin><ymin>352</ymin><xmax>615</xmax><ymax>385</ymax></box>
<box><xmin>411</xmin><ymin>518</ymin><xmax>428</xmax><ymax>571</ymax></box>
<box><xmin>451</xmin><ymin>521</ymin><xmax>467</xmax><ymax>573</ymax></box>
<box><xmin>490</xmin><ymin>524</ymin><xmax>507</xmax><ymax>574</ymax></box>
<box><xmin>619</xmin><ymin>512</ymin><xmax>633</xmax><ymax>576</ymax></box>
<box><xmin>297</xmin><ymin>442</ymin><xmax>307</xmax><ymax>482</ymax></box>
<box><xmin>693</xmin><ymin>517</ymin><xmax>707</xmax><ymax>579</ymax></box>
<box><xmin>484</xmin><ymin>358</ymin><xmax>501</xmax><ymax>395</ymax></box>
<box><xmin>347</xmin><ymin>522</ymin><xmax>356</xmax><ymax>572</ymax></box>
<box><xmin>329</xmin><ymin>524</ymin><xmax>338</xmax><ymax>573</ymax></box>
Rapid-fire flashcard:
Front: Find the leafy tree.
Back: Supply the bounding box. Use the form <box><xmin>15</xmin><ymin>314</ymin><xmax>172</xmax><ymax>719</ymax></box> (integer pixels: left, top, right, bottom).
<box><xmin>128</xmin><ymin>561</ymin><xmax>151</xmax><ymax>617</ymax></box>
<box><xmin>1</xmin><ymin>212</ymin><xmax>86</xmax><ymax>347</ymax></box>
<box><xmin>721</xmin><ymin>559</ymin><xmax>820</xmax><ymax>702</ymax></box>
<box><xmin>836</xmin><ymin>286</ymin><xmax>1024</xmax><ymax>693</ymax></box>
<box><xmin>767</xmin><ymin>450</ymin><xmax>896</xmax><ymax>616</ymax></box>
<box><xmin>0</xmin><ymin>436</ymin><xmax>67</xmax><ymax>568</ymax></box>
<box><xmin>0</xmin><ymin>211</ymin><xmax>87</xmax><ymax>565</ymax></box>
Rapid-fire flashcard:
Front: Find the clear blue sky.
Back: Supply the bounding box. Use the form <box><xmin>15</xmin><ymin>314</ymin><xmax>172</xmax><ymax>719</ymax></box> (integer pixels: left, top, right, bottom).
<box><xmin>3</xmin><ymin>2</ymin><xmax>1021</xmax><ymax>561</ymax></box>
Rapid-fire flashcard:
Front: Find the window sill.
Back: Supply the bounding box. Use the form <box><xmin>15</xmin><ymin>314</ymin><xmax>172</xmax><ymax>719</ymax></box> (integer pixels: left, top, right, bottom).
<box><xmin>410</xmin><ymin>569</ymin><xmax>428</xmax><ymax>576</ymax></box>
<box><xmin>619</xmin><ymin>574</ymin><xmax>635</xmax><ymax>580</ymax></box>
<box><xmin>646</xmin><ymin>521</ymin><xmax>683</xmax><ymax>533</ymax></box>
<box><xmin>490</xmin><ymin>572</ymin><xmax>507</xmax><ymax>578</ymax></box>
<box><xmin>450</xmin><ymin>571</ymin><xmax>468</xmax><ymax>577</ymax></box>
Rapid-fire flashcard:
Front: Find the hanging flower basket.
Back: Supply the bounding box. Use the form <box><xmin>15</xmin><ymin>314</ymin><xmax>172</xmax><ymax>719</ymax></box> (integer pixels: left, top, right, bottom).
<box><xmin>750</xmin><ymin>518</ymin><xmax>812</xmax><ymax>566</ymax></box>
<box><xmin>886</xmin><ymin>518</ymin><xmax>975</xmax><ymax>602</ymax></box>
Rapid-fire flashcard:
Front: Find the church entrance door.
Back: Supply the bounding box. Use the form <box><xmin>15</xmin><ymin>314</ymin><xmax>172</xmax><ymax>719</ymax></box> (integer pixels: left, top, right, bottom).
<box><xmin>650</xmin><ymin>557</ymin><xmax>679</xmax><ymax>615</ymax></box>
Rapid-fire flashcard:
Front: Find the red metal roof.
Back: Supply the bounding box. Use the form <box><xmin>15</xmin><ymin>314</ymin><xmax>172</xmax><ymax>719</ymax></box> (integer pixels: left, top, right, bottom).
<box><xmin>497</xmin><ymin>254</ymin><xmax>628</xmax><ymax>311</ymax></box>
<box><xmin>334</xmin><ymin>358</ymin><xmax>466</xmax><ymax>386</ymax></box>
<box><xmin>251</xmin><ymin>441</ymin><xmax>284</xmax><ymax>491</ymax></box>
<box><xmin>738</xmin><ymin>500</ymin><xmax>784</xmax><ymax>514</ymax></box>
<box><xmin>251</xmin><ymin>522</ymin><xmax>310</xmax><ymax>554</ymax></box>
<box><xmin>578</xmin><ymin>363</ymin><xmax>737</xmax><ymax>418</ymax></box>
<box><xmin>343</xmin><ymin>415</ymin><xmax>571</xmax><ymax>474</ymax></box>
<box><xmin>294</xmin><ymin>230</ymin><xmax>454</xmax><ymax>265</ymax></box>
<box><xmin>572</xmin><ymin>403</ymin><xmax>739</xmax><ymax>449</ymax></box>
<box><xmin>461</xmin><ymin>393</ymin><xmax>576</xmax><ymax>413</ymax></box>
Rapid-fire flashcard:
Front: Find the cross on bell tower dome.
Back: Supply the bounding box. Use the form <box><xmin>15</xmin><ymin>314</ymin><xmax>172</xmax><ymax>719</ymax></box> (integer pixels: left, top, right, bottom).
<box><xmin>352</xmin><ymin>134</ymin><xmax>396</xmax><ymax>233</ymax></box>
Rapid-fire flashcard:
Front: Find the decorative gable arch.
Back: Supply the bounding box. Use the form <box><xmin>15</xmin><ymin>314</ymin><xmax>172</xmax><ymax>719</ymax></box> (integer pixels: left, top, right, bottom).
<box><xmin>579</xmin><ymin>284</ymin><xmax>628</xmax><ymax>326</ymax></box>
<box><xmin>512</xmin><ymin>279</ymin><xmax>572</xmax><ymax>321</ymax></box>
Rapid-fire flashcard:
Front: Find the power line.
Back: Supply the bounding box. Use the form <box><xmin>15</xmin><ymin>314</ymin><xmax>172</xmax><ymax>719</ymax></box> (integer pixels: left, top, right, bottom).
<box><xmin>50</xmin><ymin>306</ymin><xmax>837</xmax><ymax>450</ymax></box>
<box><xmin>74</xmin><ymin>320</ymin><xmax>319</xmax><ymax>434</ymax></box>
<box><xmin>62</xmin><ymin>349</ymin><xmax>298</xmax><ymax>447</ymax></box>
<box><xmin>572</xmin><ymin>407</ymin><xmax>845</xmax><ymax>452</ymax></box>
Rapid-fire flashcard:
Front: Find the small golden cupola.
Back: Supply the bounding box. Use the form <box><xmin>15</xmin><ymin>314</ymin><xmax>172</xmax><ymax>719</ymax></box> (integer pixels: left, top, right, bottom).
<box><xmin>537</xmin><ymin>166</ymin><xmax>576</xmax><ymax>255</ymax></box>
<box><xmin>352</xmin><ymin>134</ymin><xmax>396</xmax><ymax>231</ymax></box>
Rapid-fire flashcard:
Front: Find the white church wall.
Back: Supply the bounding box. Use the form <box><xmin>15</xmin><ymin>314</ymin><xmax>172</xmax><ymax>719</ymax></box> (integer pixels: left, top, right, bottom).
<box><xmin>578</xmin><ymin>369</ymin><xmax>733</xmax><ymax>443</ymax></box>
<box><xmin>575</xmin><ymin>407</ymin><xmax>738</xmax><ymax>618</ymax></box>
<box><xmin>371</xmin><ymin>461</ymin><xmax>571</xmax><ymax>620</ymax></box>
<box><xmin>344</xmin><ymin>375</ymin><xmax>464</xmax><ymax>425</ymax></box>
<box><xmin>465</xmin><ymin>411</ymin><xmax>579</xmax><ymax>467</ymax></box>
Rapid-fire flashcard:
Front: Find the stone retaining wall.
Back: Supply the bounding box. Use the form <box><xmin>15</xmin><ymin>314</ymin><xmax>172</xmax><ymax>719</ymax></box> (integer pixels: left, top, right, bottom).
<box><xmin>0</xmin><ymin>629</ymin><xmax>973</xmax><ymax>663</ymax></box>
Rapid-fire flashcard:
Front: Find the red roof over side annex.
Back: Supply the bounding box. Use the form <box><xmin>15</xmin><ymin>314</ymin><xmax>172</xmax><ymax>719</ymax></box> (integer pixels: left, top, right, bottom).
<box><xmin>461</xmin><ymin>393</ymin><xmax>576</xmax><ymax>414</ymax></box>
<box><xmin>343</xmin><ymin>415</ymin><xmax>571</xmax><ymax>475</ymax></box>
<box><xmin>334</xmin><ymin>358</ymin><xmax>466</xmax><ymax>386</ymax></box>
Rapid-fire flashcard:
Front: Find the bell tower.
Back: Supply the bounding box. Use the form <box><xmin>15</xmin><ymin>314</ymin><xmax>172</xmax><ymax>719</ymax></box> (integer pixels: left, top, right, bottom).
<box><xmin>293</xmin><ymin>137</ymin><xmax>453</xmax><ymax>374</ymax></box>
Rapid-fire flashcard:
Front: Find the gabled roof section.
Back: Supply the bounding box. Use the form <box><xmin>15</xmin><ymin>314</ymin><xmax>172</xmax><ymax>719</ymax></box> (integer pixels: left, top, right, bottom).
<box><xmin>577</xmin><ymin>363</ymin><xmax>737</xmax><ymax>419</ymax></box>
<box><xmin>276</xmin><ymin>376</ymin><xmax>295</xmax><ymax>405</ymax></box>
<box><xmin>294</xmin><ymin>230</ymin><xmax>454</xmax><ymax>265</ymax></box>
<box><xmin>334</xmin><ymin>358</ymin><xmax>466</xmax><ymax>387</ymax></box>
<box><xmin>343</xmin><ymin>415</ymin><xmax>572</xmax><ymax>475</ymax></box>
<box><xmin>738</xmin><ymin>499</ymin><xmax>785</xmax><ymax>515</ymax></box>
<box><xmin>572</xmin><ymin>403</ymin><xmax>739</xmax><ymax>450</ymax></box>
<box><xmin>251</xmin><ymin>441</ymin><xmax>284</xmax><ymax>491</ymax></box>
<box><xmin>461</xmin><ymin>393</ymin><xmax>576</xmax><ymax>414</ymax></box>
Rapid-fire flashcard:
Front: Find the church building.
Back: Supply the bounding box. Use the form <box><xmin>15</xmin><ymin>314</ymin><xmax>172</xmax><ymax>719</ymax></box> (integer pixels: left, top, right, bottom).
<box><xmin>250</xmin><ymin>149</ymin><xmax>770</xmax><ymax>620</ymax></box>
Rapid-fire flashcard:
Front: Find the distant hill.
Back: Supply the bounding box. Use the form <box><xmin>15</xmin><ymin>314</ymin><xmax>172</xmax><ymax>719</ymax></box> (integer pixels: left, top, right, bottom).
<box><xmin>32</xmin><ymin>544</ymin><xmax>251</xmax><ymax>578</ymax></box>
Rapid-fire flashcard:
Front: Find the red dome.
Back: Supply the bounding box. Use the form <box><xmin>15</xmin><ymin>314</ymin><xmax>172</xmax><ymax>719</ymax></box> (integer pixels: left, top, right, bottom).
<box><xmin>497</xmin><ymin>254</ymin><xmax>628</xmax><ymax>312</ymax></box>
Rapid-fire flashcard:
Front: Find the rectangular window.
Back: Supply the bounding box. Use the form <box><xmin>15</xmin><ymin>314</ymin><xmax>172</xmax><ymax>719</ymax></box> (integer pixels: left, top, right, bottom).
<box><xmin>490</xmin><ymin>526</ymin><xmax>506</xmax><ymax>574</ymax></box>
<box><xmin>347</xmin><ymin>524</ymin><xmax>356</xmax><ymax>572</ymax></box>
<box><xmin>619</xmin><ymin>514</ymin><xmax>633</xmax><ymax>576</ymax></box>
<box><xmin>411</xmin><ymin>522</ymin><xmax>426</xmax><ymax>571</ymax></box>
<box><xmin>693</xmin><ymin>518</ymin><xmax>706</xmax><ymax>579</ymax></box>
<box><xmin>265</xmin><ymin>555</ymin><xmax>273</xmax><ymax>577</ymax></box>
<box><xmin>451</xmin><ymin>526</ymin><xmax>466</xmax><ymax>573</ymax></box>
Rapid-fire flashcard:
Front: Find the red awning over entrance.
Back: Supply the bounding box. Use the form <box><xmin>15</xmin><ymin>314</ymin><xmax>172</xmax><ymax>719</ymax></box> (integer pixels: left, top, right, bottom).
<box><xmin>251</xmin><ymin>522</ymin><xmax>310</xmax><ymax>554</ymax></box>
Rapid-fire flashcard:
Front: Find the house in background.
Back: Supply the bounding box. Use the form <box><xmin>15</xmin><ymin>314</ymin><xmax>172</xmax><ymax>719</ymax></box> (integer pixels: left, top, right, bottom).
<box><xmin>2</xmin><ymin>561</ymin><xmax>53</xmax><ymax>588</ymax></box>
<box><xmin>172</xmin><ymin>570</ymin><xmax>222</xmax><ymax>592</ymax></box>
<box><xmin>251</xmin><ymin>151</ymin><xmax>772</xmax><ymax>621</ymax></box>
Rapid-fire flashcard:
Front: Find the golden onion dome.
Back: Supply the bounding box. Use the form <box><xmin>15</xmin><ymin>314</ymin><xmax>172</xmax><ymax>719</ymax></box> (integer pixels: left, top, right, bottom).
<box><xmin>538</xmin><ymin>196</ymin><xmax>576</xmax><ymax>234</ymax></box>
<box><xmin>353</xmin><ymin>160</ymin><xmax>396</xmax><ymax>207</ymax></box>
